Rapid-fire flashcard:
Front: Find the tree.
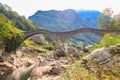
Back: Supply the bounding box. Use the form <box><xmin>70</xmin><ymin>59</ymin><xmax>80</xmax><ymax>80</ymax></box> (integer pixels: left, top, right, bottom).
<box><xmin>3</xmin><ymin>4</ymin><xmax>12</xmax><ymax>11</ymax></box>
<box><xmin>97</xmin><ymin>8</ymin><xmax>113</xmax><ymax>29</ymax></box>
<box><xmin>109</xmin><ymin>13</ymin><xmax>120</xmax><ymax>30</ymax></box>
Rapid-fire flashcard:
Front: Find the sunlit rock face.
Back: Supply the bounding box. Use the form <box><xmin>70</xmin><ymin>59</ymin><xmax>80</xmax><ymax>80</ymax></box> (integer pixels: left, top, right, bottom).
<box><xmin>83</xmin><ymin>43</ymin><xmax>120</xmax><ymax>67</ymax></box>
<box><xmin>83</xmin><ymin>48</ymin><xmax>111</xmax><ymax>62</ymax></box>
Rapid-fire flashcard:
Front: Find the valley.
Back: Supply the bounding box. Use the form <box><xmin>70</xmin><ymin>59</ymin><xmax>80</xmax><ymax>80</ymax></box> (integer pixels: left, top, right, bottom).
<box><xmin>0</xmin><ymin>2</ymin><xmax>120</xmax><ymax>80</ymax></box>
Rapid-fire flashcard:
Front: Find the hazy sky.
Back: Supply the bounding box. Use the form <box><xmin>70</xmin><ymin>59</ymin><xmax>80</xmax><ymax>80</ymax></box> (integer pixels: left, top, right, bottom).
<box><xmin>1</xmin><ymin>0</ymin><xmax>120</xmax><ymax>18</ymax></box>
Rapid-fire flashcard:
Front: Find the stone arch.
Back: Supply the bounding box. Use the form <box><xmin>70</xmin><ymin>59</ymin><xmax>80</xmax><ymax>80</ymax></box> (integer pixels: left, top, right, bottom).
<box><xmin>23</xmin><ymin>28</ymin><xmax>120</xmax><ymax>42</ymax></box>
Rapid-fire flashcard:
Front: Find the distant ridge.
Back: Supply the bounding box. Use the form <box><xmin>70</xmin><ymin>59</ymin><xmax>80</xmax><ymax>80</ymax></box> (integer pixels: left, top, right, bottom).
<box><xmin>29</xmin><ymin>9</ymin><xmax>90</xmax><ymax>31</ymax></box>
<box><xmin>77</xmin><ymin>10</ymin><xmax>100</xmax><ymax>28</ymax></box>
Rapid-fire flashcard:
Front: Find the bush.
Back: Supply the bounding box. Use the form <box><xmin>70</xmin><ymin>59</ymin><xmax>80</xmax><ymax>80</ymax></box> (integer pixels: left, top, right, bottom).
<box><xmin>5</xmin><ymin>33</ymin><xmax>23</xmax><ymax>52</ymax></box>
<box><xmin>0</xmin><ymin>14</ymin><xmax>24</xmax><ymax>52</ymax></box>
<box><xmin>42</xmin><ymin>44</ymin><xmax>54</xmax><ymax>50</ymax></box>
<box><xmin>60</xmin><ymin>61</ymin><xmax>97</xmax><ymax>80</ymax></box>
<box><xmin>91</xmin><ymin>34</ymin><xmax>120</xmax><ymax>51</ymax></box>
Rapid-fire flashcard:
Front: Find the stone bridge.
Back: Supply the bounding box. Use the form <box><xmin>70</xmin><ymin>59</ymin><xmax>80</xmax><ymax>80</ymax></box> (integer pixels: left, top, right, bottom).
<box><xmin>24</xmin><ymin>28</ymin><xmax>120</xmax><ymax>41</ymax></box>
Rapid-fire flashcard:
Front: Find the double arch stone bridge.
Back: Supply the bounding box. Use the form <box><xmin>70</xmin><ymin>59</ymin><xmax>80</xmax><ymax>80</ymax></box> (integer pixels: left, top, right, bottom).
<box><xmin>24</xmin><ymin>28</ymin><xmax>120</xmax><ymax>41</ymax></box>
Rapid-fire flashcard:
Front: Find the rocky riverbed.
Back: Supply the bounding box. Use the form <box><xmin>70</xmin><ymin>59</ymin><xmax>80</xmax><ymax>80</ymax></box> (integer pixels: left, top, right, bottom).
<box><xmin>0</xmin><ymin>42</ymin><xmax>120</xmax><ymax>80</ymax></box>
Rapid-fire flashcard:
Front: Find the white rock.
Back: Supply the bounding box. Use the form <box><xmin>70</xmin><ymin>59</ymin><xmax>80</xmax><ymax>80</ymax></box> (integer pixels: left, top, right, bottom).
<box><xmin>83</xmin><ymin>47</ymin><xmax>112</xmax><ymax>62</ymax></box>
<box><xmin>31</xmin><ymin>34</ymin><xmax>48</xmax><ymax>44</ymax></box>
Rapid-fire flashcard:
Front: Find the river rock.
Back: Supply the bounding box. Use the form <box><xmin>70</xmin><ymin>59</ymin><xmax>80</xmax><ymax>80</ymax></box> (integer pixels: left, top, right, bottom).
<box><xmin>68</xmin><ymin>47</ymin><xmax>82</xmax><ymax>57</ymax></box>
<box><xmin>49</xmin><ymin>66</ymin><xmax>65</xmax><ymax>75</ymax></box>
<box><xmin>0</xmin><ymin>62</ymin><xmax>14</xmax><ymax>80</ymax></box>
<box><xmin>54</xmin><ymin>43</ymin><xmax>68</xmax><ymax>57</ymax></box>
<box><xmin>83</xmin><ymin>43</ymin><xmax>120</xmax><ymax>67</ymax></box>
<box><xmin>83</xmin><ymin>47</ymin><xmax>111</xmax><ymax>62</ymax></box>
<box><xmin>31</xmin><ymin>34</ymin><xmax>48</xmax><ymax>44</ymax></box>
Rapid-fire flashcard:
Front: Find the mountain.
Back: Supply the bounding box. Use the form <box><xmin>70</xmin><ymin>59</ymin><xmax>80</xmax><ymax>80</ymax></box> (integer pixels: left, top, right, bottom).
<box><xmin>29</xmin><ymin>9</ymin><xmax>101</xmax><ymax>45</ymax></box>
<box><xmin>0</xmin><ymin>4</ymin><xmax>38</xmax><ymax>31</ymax></box>
<box><xmin>77</xmin><ymin>10</ymin><xmax>100</xmax><ymax>28</ymax></box>
<box><xmin>29</xmin><ymin>9</ymin><xmax>90</xmax><ymax>31</ymax></box>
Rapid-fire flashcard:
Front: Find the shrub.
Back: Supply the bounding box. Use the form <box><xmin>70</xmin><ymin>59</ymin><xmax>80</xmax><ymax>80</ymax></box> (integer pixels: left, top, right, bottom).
<box><xmin>91</xmin><ymin>34</ymin><xmax>120</xmax><ymax>51</ymax></box>
<box><xmin>0</xmin><ymin>14</ymin><xmax>24</xmax><ymax>52</ymax></box>
<box><xmin>60</xmin><ymin>61</ymin><xmax>97</xmax><ymax>80</ymax></box>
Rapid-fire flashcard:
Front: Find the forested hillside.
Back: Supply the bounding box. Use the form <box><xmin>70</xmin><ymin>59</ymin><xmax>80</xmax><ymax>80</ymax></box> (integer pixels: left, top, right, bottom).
<box><xmin>0</xmin><ymin>4</ymin><xmax>38</xmax><ymax>31</ymax></box>
<box><xmin>29</xmin><ymin>9</ymin><xmax>90</xmax><ymax>31</ymax></box>
<box><xmin>0</xmin><ymin>4</ymin><xmax>40</xmax><ymax>52</ymax></box>
<box><xmin>0</xmin><ymin>13</ymin><xmax>23</xmax><ymax>52</ymax></box>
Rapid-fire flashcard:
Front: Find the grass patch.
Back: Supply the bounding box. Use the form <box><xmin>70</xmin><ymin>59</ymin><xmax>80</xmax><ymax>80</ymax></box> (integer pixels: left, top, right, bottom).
<box><xmin>60</xmin><ymin>61</ymin><xmax>97</xmax><ymax>80</ymax></box>
<box><xmin>60</xmin><ymin>59</ymin><xmax>120</xmax><ymax>80</ymax></box>
<box><xmin>23</xmin><ymin>39</ymin><xmax>55</xmax><ymax>53</ymax></box>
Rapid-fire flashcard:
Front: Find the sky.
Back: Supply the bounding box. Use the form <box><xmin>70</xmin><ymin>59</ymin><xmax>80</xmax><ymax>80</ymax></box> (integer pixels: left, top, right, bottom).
<box><xmin>0</xmin><ymin>0</ymin><xmax>120</xmax><ymax>18</ymax></box>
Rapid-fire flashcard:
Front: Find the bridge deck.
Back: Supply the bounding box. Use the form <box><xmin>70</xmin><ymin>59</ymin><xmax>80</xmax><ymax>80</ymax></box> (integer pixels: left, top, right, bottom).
<box><xmin>24</xmin><ymin>28</ymin><xmax>120</xmax><ymax>41</ymax></box>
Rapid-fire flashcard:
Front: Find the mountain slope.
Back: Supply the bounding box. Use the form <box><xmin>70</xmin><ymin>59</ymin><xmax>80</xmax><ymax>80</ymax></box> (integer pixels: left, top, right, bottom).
<box><xmin>29</xmin><ymin>9</ymin><xmax>90</xmax><ymax>31</ymax></box>
<box><xmin>29</xmin><ymin>9</ymin><xmax>101</xmax><ymax>45</ymax></box>
<box><xmin>0</xmin><ymin>4</ymin><xmax>38</xmax><ymax>31</ymax></box>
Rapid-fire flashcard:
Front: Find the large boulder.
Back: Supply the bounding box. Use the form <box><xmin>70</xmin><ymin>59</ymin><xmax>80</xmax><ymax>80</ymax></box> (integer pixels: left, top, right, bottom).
<box><xmin>68</xmin><ymin>47</ymin><xmax>82</xmax><ymax>57</ymax></box>
<box><xmin>31</xmin><ymin>34</ymin><xmax>48</xmax><ymax>44</ymax></box>
<box><xmin>82</xmin><ymin>45</ymin><xmax>93</xmax><ymax>53</ymax></box>
<box><xmin>54</xmin><ymin>43</ymin><xmax>68</xmax><ymax>57</ymax></box>
<box><xmin>83</xmin><ymin>47</ymin><xmax>111</xmax><ymax>62</ymax></box>
<box><xmin>0</xmin><ymin>58</ymin><xmax>37</xmax><ymax>80</ymax></box>
<box><xmin>83</xmin><ymin>43</ymin><xmax>120</xmax><ymax>67</ymax></box>
<box><xmin>54</xmin><ymin>42</ymin><xmax>82</xmax><ymax>58</ymax></box>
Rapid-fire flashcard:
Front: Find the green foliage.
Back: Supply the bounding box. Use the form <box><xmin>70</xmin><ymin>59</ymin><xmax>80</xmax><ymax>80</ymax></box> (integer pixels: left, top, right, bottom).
<box><xmin>20</xmin><ymin>54</ymin><xmax>25</xmax><ymax>58</ymax></box>
<box><xmin>97</xmin><ymin>8</ymin><xmax>120</xmax><ymax>30</ymax></box>
<box><xmin>60</xmin><ymin>61</ymin><xmax>97</xmax><ymax>80</ymax></box>
<box><xmin>60</xmin><ymin>33</ymin><xmax>120</xmax><ymax>80</ymax></box>
<box><xmin>66</xmin><ymin>40</ymin><xmax>84</xmax><ymax>49</ymax></box>
<box><xmin>0</xmin><ymin>14</ymin><xmax>24</xmax><ymax>52</ymax></box>
<box><xmin>97</xmin><ymin>14</ymin><xmax>111</xmax><ymax>29</ymax></box>
<box><xmin>23</xmin><ymin>40</ymin><xmax>55</xmax><ymax>53</ymax></box>
<box><xmin>91</xmin><ymin>34</ymin><xmax>120</xmax><ymax>51</ymax></box>
<box><xmin>42</xmin><ymin>44</ymin><xmax>54</xmax><ymax>50</ymax></box>
<box><xmin>97</xmin><ymin>14</ymin><xmax>109</xmax><ymax>29</ymax></box>
<box><xmin>60</xmin><ymin>60</ymin><xmax>120</xmax><ymax>80</ymax></box>
<box><xmin>100</xmin><ymin>34</ymin><xmax>120</xmax><ymax>46</ymax></box>
<box><xmin>108</xmin><ymin>15</ymin><xmax>120</xmax><ymax>30</ymax></box>
<box><xmin>44</xmin><ymin>35</ymin><xmax>55</xmax><ymax>42</ymax></box>
<box><xmin>0</xmin><ymin>4</ymin><xmax>38</xmax><ymax>31</ymax></box>
<box><xmin>97</xmin><ymin>8</ymin><xmax>113</xmax><ymax>29</ymax></box>
<box><xmin>5</xmin><ymin>33</ymin><xmax>23</xmax><ymax>52</ymax></box>
<box><xmin>23</xmin><ymin>40</ymin><xmax>48</xmax><ymax>53</ymax></box>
